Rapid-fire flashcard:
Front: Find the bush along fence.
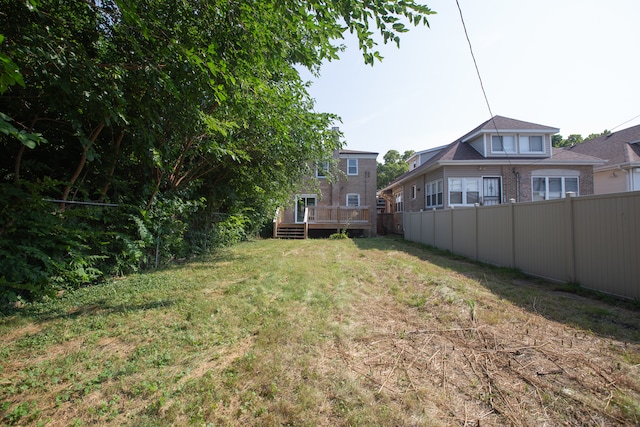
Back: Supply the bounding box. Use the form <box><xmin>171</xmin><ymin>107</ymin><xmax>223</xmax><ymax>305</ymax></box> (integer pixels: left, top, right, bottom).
<box><xmin>403</xmin><ymin>191</ymin><xmax>640</xmax><ymax>300</ymax></box>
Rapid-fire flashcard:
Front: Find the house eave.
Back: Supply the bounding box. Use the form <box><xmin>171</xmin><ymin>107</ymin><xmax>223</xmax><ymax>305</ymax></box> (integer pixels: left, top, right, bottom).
<box><xmin>593</xmin><ymin>161</ymin><xmax>640</xmax><ymax>172</ymax></box>
<box><xmin>438</xmin><ymin>159</ymin><xmax>606</xmax><ymax>166</ymax></box>
<box><xmin>339</xmin><ymin>153</ymin><xmax>378</xmax><ymax>160</ymax></box>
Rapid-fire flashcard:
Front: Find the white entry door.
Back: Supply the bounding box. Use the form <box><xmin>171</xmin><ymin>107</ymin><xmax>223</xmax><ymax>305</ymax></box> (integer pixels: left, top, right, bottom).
<box><xmin>295</xmin><ymin>195</ymin><xmax>316</xmax><ymax>223</ymax></box>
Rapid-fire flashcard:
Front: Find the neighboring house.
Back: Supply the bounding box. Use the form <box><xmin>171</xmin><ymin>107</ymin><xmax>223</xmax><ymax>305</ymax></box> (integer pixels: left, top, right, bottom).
<box><xmin>379</xmin><ymin>115</ymin><xmax>604</xmax><ymax>234</ymax></box>
<box><xmin>274</xmin><ymin>149</ymin><xmax>378</xmax><ymax>238</ymax></box>
<box><xmin>406</xmin><ymin>144</ymin><xmax>448</xmax><ymax>170</ymax></box>
<box><xmin>567</xmin><ymin>124</ymin><xmax>640</xmax><ymax>194</ymax></box>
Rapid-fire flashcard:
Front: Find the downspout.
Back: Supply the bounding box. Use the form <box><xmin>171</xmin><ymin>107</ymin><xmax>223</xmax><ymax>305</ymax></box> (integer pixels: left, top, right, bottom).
<box><xmin>512</xmin><ymin>168</ymin><xmax>521</xmax><ymax>202</ymax></box>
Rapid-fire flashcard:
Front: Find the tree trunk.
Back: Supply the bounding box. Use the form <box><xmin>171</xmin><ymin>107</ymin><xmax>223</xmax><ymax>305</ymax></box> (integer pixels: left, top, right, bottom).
<box><xmin>145</xmin><ymin>167</ymin><xmax>163</xmax><ymax>211</ymax></box>
<box><xmin>60</xmin><ymin>122</ymin><xmax>105</xmax><ymax>211</ymax></box>
<box><xmin>99</xmin><ymin>130</ymin><xmax>125</xmax><ymax>202</ymax></box>
<box><xmin>13</xmin><ymin>145</ymin><xmax>25</xmax><ymax>187</ymax></box>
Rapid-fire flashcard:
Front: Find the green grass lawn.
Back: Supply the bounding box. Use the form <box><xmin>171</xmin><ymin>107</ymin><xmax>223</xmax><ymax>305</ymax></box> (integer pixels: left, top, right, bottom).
<box><xmin>1</xmin><ymin>236</ymin><xmax>639</xmax><ymax>426</ymax></box>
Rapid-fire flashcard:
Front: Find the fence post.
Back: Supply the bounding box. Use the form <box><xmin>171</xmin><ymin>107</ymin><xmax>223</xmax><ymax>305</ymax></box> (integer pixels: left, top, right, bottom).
<box><xmin>450</xmin><ymin>206</ymin><xmax>454</xmax><ymax>253</ymax></box>
<box><xmin>509</xmin><ymin>199</ymin><xmax>516</xmax><ymax>268</ymax></box>
<box><xmin>474</xmin><ymin>203</ymin><xmax>480</xmax><ymax>261</ymax></box>
<box><xmin>565</xmin><ymin>192</ymin><xmax>576</xmax><ymax>283</ymax></box>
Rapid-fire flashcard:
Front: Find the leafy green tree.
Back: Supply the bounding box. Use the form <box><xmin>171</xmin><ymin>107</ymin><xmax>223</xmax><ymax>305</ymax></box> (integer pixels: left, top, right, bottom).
<box><xmin>377</xmin><ymin>149</ymin><xmax>415</xmax><ymax>189</ymax></box>
<box><xmin>553</xmin><ymin>130</ymin><xmax>611</xmax><ymax>148</ymax></box>
<box><xmin>553</xmin><ymin>134</ymin><xmax>583</xmax><ymax>148</ymax></box>
<box><xmin>0</xmin><ymin>0</ymin><xmax>434</xmax><ymax>301</ymax></box>
<box><xmin>585</xmin><ymin>130</ymin><xmax>611</xmax><ymax>141</ymax></box>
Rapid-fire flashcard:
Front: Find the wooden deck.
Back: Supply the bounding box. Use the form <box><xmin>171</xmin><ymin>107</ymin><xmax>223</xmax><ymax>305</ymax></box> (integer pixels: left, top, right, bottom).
<box><xmin>274</xmin><ymin>206</ymin><xmax>371</xmax><ymax>238</ymax></box>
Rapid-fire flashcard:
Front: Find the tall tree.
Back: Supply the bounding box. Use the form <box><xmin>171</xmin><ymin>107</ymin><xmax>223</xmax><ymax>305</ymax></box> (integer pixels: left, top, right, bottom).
<box><xmin>0</xmin><ymin>0</ymin><xmax>435</xmax><ymax>298</ymax></box>
<box><xmin>377</xmin><ymin>149</ymin><xmax>415</xmax><ymax>189</ymax></box>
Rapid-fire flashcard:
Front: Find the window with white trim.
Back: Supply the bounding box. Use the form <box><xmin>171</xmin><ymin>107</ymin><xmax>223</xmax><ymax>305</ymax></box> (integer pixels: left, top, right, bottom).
<box><xmin>448</xmin><ymin>178</ymin><xmax>480</xmax><ymax>206</ymax></box>
<box><xmin>491</xmin><ymin>135</ymin><xmax>516</xmax><ymax>153</ymax></box>
<box><xmin>520</xmin><ymin>135</ymin><xmax>544</xmax><ymax>153</ymax></box>
<box><xmin>532</xmin><ymin>176</ymin><xmax>579</xmax><ymax>201</ymax></box>
<box><xmin>394</xmin><ymin>191</ymin><xmax>404</xmax><ymax>212</ymax></box>
<box><xmin>425</xmin><ymin>179</ymin><xmax>443</xmax><ymax>208</ymax></box>
<box><xmin>633</xmin><ymin>168</ymin><xmax>640</xmax><ymax>191</ymax></box>
<box><xmin>410</xmin><ymin>185</ymin><xmax>417</xmax><ymax>199</ymax></box>
<box><xmin>316</xmin><ymin>161</ymin><xmax>329</xmax><ymax>178</ymax></box>
<box><xmin>347</xmin><ymin>159</ymin><xmax>358</xmax><ymax>175</ymax></box>
<box><xmin>346</xmin><ymin>193</ymin><xmax>360</xmax><ymax>207</ymax></box>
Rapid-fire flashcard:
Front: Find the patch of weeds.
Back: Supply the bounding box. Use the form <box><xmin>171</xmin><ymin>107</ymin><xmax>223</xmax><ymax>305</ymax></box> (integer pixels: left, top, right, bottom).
<box><xmin>466</xmin><ymin>299</ymin><xmax>477</xmax><ymax>322</ymax></box>
<box><xmin>614</xmin><ymin>392</ymin><xmax>640</xmax><ymax>424</ymax></box>
<box><xmin>3</xmin><ymin>401</ymin><xmax>40</xmax><ymax>426</ymax></box>
<box><xmin>329</xmin><ymin>231</ymin><xmax>349</xmax><ymax>240</ymax></box>
<box><xmin>130</xmin><ymin>381</ymin><xmax>160</xmax><ymax>397</ymax></box>
<box><xmin>15</xmin><ymin>328</ymin><xmax>59</xmax><ymax>351</ymax></box>
<box><xmin>406</xmin><ymin>293</ymin><xmax>428</xmax><ymax>308</ymax></box>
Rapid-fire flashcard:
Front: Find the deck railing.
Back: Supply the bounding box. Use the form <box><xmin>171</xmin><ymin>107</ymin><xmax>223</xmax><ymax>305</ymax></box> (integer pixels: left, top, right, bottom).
<box><xmin>307</xmin><ymin>206</ymin><xmax>370</xmax><ymax>224</ymax></box>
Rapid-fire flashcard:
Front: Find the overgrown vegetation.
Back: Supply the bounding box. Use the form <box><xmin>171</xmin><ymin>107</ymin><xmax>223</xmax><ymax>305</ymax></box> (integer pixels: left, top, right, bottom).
<box><xmin>0</xmin><ymin>0</ymin><xmax>435</xmax><ymax>302</ymax></box>
<box><xmin>1</xmin><ymin>237</ymin><xmax>639</xmax><ymax>425</ymax></box>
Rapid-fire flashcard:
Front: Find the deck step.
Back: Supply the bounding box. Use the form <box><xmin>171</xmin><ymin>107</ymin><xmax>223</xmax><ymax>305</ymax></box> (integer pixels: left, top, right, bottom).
<box><xmin>275</xmin><ymin>224</ymin><xmax>306</xmax><ymax>239</ymax></box>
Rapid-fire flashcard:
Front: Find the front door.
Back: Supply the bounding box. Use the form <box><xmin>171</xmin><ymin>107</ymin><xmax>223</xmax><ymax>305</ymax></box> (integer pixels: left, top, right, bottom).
<box><xmin>483</xmin><ymin>177</ymin><xmax>501</xmax><ymax>206</ymax></box>
<box><xmin>295</xmin><ymin>195</ymin><xmax>316</xmax><ymax>223</ymax></box>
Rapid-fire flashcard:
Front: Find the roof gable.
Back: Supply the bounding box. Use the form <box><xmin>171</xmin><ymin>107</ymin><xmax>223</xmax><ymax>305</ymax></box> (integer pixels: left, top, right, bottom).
<box><xmin>382</xmin><ymin>115</ymin><xmax>602</xmax><ymax>191</ymax></box>
<box><xmin>461</xmin><ymin>115</ymin><xmax>559</xmax><ymax>142</ymax></box>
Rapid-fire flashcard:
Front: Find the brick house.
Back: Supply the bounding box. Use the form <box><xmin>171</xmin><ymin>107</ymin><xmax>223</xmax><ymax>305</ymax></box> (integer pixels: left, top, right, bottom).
<box><xmin>274</xmin><ymin>149</ymin><xmax>378</xmax><ymax>238</ymax></box>
<box><xmin>379</xmin><ymin>116</ymin><xmax>604</xmax><ymax>234</ymax></box>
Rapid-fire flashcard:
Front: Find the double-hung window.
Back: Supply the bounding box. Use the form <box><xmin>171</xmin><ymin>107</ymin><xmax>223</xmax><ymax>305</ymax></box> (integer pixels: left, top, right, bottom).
<box><xmin>346</xmin><ymin>193</ymin><xmax>360</xmax><ymax>207</ymax></box>
<box><xmin>532</xmin><ymin>177</ymin><xmax>579</xmax><ymax>201</ymax></box>
<box><xmin>449</xmin><ymin>178</ymin><xmax>480</xmax><ymax>206</ymax></box>
<box><xmin>520</xmin><ymin>135</ymin><xmax>544</xmax><ymax>153</ymax></box>
<box><xmin>316</xmin><ymin>161</ymin><xmax>329</xmax><ymax>178</ymax></box>
<box><xmin>394</xmin><ymin>191</ymin><xmax>404</xmax><ymax>212</ymax></box>
<box><xmin>347</xmin><ymin>159</ymin><xmax>358</xmax><ymax>175</ymax></box>
<box><xmin>425</xmin><ymin>179</ymin><xmax>443</xmax><ymax>208</ymax></box>
<box><xmin>491</xmin><ymin>135</ymin><xmax>516</xmax><ymax>154</ymax></box>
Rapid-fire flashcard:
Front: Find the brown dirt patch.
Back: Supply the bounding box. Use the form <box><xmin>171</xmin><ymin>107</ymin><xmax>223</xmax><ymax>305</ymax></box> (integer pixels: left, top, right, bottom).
<box><xmin>328</xmin><ymin>286</ymin><xmax>640</xmax><ymax>426</ymax></box>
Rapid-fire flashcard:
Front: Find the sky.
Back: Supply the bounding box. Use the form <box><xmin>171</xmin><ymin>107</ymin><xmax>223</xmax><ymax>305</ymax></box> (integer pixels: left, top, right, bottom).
<box><xmin>300</xmin><ymin>0</ymin><xmax>640</xmax><ymax>161</ymax></box>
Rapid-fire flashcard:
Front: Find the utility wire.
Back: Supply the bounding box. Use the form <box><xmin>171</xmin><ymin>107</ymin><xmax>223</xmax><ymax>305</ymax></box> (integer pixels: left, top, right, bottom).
<box><xmin>455</xmin><ymin>0</ymin><xmax>495</xmax><ymax>124</ymax></box>
<box><xmin>609</xmin><ymin>113</ymin><xmax>640</xmax><ymax>132</ymax></box>
<box><xmin>455</xmin><ymin>0</ymin><xmax>511</xmax><ymax>166</ymax></box>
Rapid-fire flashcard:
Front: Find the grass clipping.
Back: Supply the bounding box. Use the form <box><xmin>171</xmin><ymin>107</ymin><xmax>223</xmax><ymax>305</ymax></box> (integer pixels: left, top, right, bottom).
<box><xmin>1</xmin><ymin>237</ymin><xmax>639</xmax><ymax>426</ymax></box>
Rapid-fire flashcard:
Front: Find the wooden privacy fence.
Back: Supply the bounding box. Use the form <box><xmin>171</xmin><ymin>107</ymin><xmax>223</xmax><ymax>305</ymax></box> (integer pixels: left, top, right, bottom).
<box><xmin>403</xmin><ymin>192</ymin><xmax>640</xmax><ymax>300</ymax></box>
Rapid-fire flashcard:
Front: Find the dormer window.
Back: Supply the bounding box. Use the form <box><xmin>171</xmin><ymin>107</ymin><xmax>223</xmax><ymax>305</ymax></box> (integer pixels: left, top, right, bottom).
<box><xmin>520</xmin><ymin>135</ymin><xmax>544</xmax><ymax>153</ymax></box>
<box><xmin>491</xmin><ymin>135</ymin><xmax>516</xmax><ymax>153</ymax></box>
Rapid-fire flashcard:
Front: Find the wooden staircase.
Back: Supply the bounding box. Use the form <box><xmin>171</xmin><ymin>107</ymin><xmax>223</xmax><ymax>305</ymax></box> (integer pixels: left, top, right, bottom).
<box><xmin>275</xmin><ymin>223</ymin><xmax>306</xmax><ymax>239</ymax></box>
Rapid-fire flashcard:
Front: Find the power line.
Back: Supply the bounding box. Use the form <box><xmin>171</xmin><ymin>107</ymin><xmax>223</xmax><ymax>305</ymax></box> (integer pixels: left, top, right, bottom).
<box><xmin>609</xmin><ymin>113</ymin><xmax>640</xmax><ymax>132</ymax></box>
<box><xmin>455</xmin><ymin>0</ymin><xmax>495</xmax><ymax>123</ymax></box>
<box><xmin>455</xmin><ymin>0</ymin><xmax>512</xmax><ymax>168</ymax></box>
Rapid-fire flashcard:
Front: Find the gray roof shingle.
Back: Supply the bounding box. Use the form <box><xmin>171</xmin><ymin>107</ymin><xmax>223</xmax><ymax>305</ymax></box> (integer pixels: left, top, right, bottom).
<box><xmin>383</xmin><ymin>115</ymin><xmax>603</xmax><ymax>189</ymax></box>
<box><xmin>567</xmin><ymin>124</ymin><xmax>640</xmax><ymax>166</ymax></box>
